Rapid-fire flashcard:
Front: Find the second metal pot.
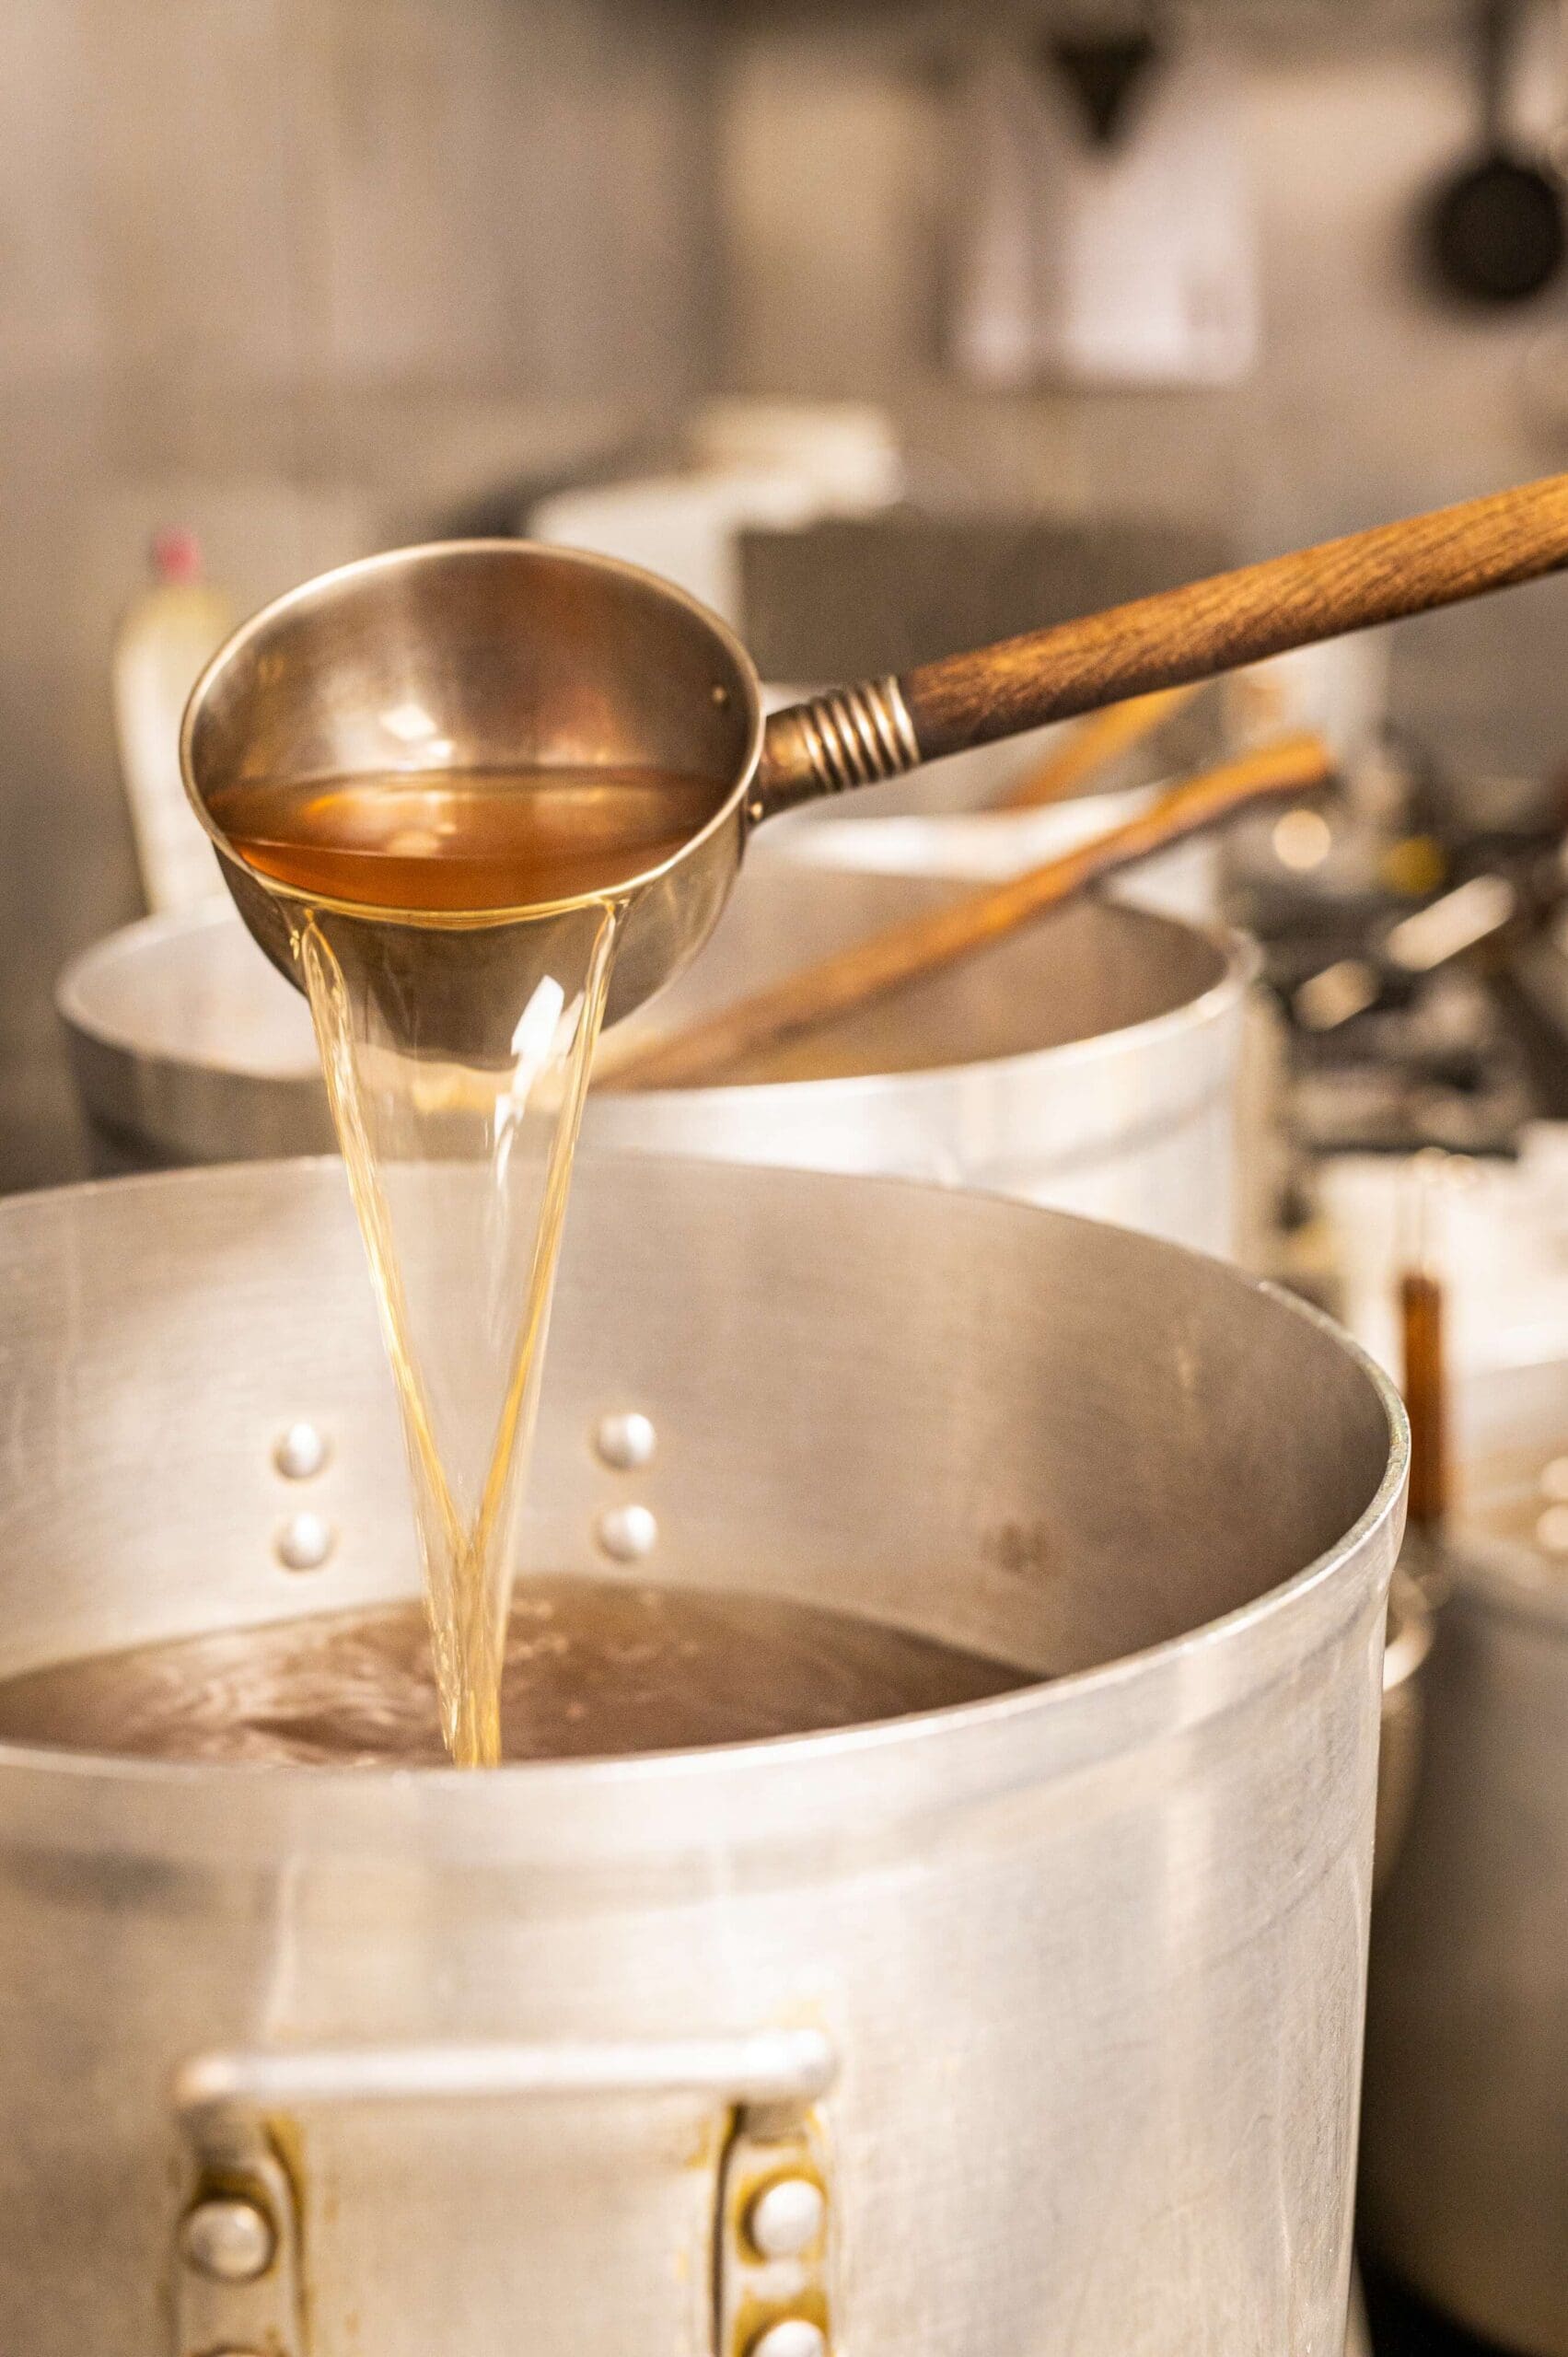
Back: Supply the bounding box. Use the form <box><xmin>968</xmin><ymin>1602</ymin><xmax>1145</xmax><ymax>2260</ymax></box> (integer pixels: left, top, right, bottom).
<box><xmin>59</xmin><ymin>876</ymin><xmax>1252</xmax><ymax>1255</ymax></box>
<box><xmin>1361</xmin><ymin>1353</ymin><xmax>1568</xmax><ymax>2357</ymax></box>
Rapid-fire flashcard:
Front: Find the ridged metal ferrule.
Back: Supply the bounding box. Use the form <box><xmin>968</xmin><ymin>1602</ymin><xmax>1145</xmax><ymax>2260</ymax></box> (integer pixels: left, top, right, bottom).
<box><xmin>793</xmin><ymin>679</ymin><xmax>920</xmax><ymax>795</ymax></box>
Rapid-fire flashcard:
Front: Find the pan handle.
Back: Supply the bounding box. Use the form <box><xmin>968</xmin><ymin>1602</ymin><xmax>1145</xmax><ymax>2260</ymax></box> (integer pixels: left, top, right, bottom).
<box><xmin>753</xmin><ymin>470</ymin><xmax>1568</xmax><ymax>817</ymax></box>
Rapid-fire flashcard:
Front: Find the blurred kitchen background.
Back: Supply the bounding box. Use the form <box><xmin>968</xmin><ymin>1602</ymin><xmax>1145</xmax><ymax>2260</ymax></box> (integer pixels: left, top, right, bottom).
<box><xmin>14</xmin><ymin>0</ymin><xmax>1568</xmax><ymax>1191</ymax></box>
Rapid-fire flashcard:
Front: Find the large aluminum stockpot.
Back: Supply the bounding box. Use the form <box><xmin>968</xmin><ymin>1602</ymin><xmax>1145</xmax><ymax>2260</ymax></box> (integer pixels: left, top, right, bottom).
<box><xmin>0</xmin><ymin>1155</ymin><xmax>1404</xmax><ymax>2357</ymax></box>
<box><xmin>1361</xmin><ymin>1353</ymin><xmax>1568</xmax><ymax>2357</ymax></box>
<box><xmin>60</xmin><ymin>878</ymin><xmax>1252</xmax><ymax>1254</ymax></box>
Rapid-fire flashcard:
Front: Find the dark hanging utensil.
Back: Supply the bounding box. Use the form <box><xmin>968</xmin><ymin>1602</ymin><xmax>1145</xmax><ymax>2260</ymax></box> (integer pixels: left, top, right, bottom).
<box><xmin>1426</xmin><ymin>0</ymin><xmax>1566</xmax><ymax>304</ymax></box>
<box><xmin>1044</xmin><ymin>28</ymin><xmax>1164</xmax><ymax>147</ymax></box>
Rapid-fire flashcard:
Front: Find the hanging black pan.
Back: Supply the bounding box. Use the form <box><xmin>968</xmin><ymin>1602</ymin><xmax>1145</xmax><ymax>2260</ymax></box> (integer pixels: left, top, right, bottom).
<box><xmin>1426</xmin><ymin>0</ymin><xmax>1566</xmax><ymax>303</ymax></box>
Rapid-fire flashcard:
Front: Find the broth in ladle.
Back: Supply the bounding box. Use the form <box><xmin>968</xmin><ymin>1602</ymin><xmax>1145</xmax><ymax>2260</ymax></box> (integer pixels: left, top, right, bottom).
<box><xmin>211</xmin><ymin>767</ymin><xmax>723</xmax><ymax>911</ymax></box>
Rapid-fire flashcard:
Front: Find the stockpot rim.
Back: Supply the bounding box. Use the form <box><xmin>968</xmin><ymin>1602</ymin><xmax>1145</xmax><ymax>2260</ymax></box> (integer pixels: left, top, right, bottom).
<box><xmin>56</xmin><ymin>900</ymin><xmax>318</xmax><ymax>1084</ymax></box>
<box><xmin>623</xmin><ymin>917</ymin><xmax>1258</xmax><ymax>1113</ymax></box>
<box><xmin>56</xmin><ymin>899</ymin><xmax>1255</xmax><ymax>1103</ymax></box>
<box><xmin>177</xmin><ymin>536</ymin><xmax>769</xmax><ymax>934</ymax></box>
<box><xmin>0</xmin><ymin>1156</ymin><xmax>1408</xmax><ymax>1859</ymax></box>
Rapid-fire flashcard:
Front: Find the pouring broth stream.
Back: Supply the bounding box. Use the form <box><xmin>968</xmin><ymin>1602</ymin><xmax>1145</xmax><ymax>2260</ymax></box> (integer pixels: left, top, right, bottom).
<box><xmin>219</xmin><ymin>762</ymin><xmax>719</xmax><ymax>1765</ymax></box>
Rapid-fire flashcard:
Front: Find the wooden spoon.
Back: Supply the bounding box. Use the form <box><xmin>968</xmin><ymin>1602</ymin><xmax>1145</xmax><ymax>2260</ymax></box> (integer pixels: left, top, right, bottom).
<box><xmin>993</xmin><ymin>681</ymin><xmax>1204</xmax><ymax>813</ymax></box>
<box><xmin>599</xmin><ymin>731</ymin><xmax>1330</xmax><ymax>1094</ymax></box>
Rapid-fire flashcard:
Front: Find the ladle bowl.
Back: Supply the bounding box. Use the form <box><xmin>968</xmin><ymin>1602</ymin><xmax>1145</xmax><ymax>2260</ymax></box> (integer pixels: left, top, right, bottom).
<box><xmin>180</xmin><ymin>541</ymin><xmax>767</xmax><ymax>1035</ymax></box>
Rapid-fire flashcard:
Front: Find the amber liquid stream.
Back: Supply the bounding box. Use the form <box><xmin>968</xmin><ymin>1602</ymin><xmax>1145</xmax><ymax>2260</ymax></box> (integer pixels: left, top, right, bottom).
<box><xmin>215</xmin><ymin>765</ymin><xmax>720</xmax><ymax>1766</ymax></box>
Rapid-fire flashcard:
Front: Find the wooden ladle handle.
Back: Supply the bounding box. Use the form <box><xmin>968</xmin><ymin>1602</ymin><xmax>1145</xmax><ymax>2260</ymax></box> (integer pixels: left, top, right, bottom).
<box><xmin>757</xmin><ymin>470</ymin><xmax>1568</xmax><ymax>815</ymax></box>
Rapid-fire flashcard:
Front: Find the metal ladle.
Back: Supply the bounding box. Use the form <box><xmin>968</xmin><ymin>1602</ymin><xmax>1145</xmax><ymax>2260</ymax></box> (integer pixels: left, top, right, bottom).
<box><xmin>182</xmin><ymin>473</ymin><xmax>1568</xmax><ymax>1045</ymax></box>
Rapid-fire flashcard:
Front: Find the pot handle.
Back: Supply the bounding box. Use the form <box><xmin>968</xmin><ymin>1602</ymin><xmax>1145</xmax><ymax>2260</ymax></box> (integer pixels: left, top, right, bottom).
<box><xmin>171</xmin><ymin>2027</ymin><xmax>838</xmax><ymax>2357</ymax></box>
<box><xmin>175</xmin><ymin>2023</ymin><xmax>835</xmax><ymax>2143</ymax></box>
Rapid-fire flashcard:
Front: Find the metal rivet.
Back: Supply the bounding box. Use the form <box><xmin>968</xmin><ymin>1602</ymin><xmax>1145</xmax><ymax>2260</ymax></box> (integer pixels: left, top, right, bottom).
<box><xmin>595</xmin><ymin>1503</ymin><xmax>657</xmax><ymax>1562</ymax></box>
<box><xmin>180</xmin><ymin>2197</ymin><xmax>276</xmax><ymax>2284</ymax></box>
<box><xmin>594</xmin><ymin>1411</ymin><xmax>656</xmax><ymax>1471</ymax></box>
<box><xmin>748</xmin><ymin>2322</ymin><xmax>827</xmax><ymax>2357</ymax></box>
<box><xmin>273</xmin><ymin>1422</ymin><xmax>329</xmax><ymax>1480</ymax></box>
<box><xmin>712</xmin><ymin>683</ymin><xmax>730</xmax><ymax>707</ymax></box>
<box><xmin>274</xmin><ymin>1511</ymin><xmax>334</xmax><ymax>1572</ymax></box>
<box><xmin>746</xmin><ymin>2176</ymin><xmax>826</xmax><ymax>2261</ymax></box>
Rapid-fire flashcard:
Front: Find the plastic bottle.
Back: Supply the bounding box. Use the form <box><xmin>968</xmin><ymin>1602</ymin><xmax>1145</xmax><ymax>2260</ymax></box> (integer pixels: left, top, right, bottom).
<box><xmin>111</xmin><ymin>529</ymin><xmax>234</xmax><ymax>912</ymax></box>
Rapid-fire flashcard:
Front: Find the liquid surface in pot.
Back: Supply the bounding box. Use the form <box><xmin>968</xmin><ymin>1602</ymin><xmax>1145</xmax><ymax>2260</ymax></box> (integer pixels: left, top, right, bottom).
<box><xmin>0</xmin><ymin>1578</ymin><xmax>1031</xmax><ymax>1767</ymax></box>
<box><xmin>212</xmin><ymin>768</ymin><xmax>722</xmax><ymax>912</ymax></box>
